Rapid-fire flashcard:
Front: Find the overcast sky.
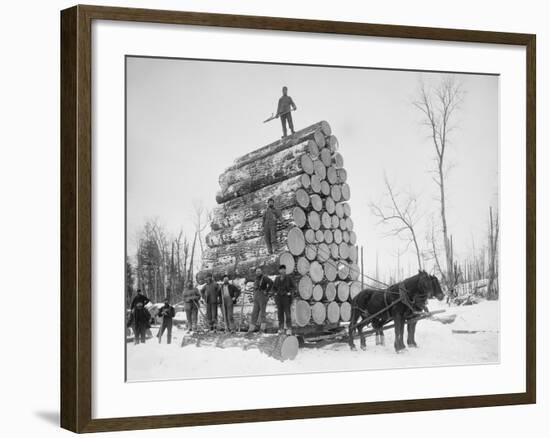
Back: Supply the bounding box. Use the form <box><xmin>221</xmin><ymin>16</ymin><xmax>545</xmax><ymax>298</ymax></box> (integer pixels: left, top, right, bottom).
<box><xmin>126</xmin><ymin>56</ymin><xmax>498</xmax><ymax>282</ymax></box>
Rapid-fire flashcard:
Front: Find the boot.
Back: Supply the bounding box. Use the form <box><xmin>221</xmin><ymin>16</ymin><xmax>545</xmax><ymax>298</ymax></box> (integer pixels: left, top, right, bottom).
<box><xmin>259</xmin><ymin>323</ymin><xmax>266</xmax><ymax>334</ymax></box>
<box><xmin>286</xmin><ymin>328</ymin><xmax>292</xmax><ymax>336</ymax></box>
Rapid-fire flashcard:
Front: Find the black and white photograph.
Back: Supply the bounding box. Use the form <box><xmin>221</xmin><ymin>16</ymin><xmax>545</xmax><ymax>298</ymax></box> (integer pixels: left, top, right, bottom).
<box><xmin>125</xmin><ymin>56</ymin><xmax>500</xmax><ymax>382</ymax></box>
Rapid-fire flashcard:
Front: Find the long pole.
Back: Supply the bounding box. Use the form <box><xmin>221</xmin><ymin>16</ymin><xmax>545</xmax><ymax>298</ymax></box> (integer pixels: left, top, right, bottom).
<box><xmin>360</xmin><ymin>245</ymin><xmax>364</xmax><ymax>290</ymax></box>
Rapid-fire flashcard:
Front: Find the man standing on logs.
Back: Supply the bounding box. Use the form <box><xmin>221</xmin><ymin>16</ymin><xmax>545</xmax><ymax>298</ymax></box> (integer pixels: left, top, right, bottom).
<box><xmin>202</xmin><ymin>274</ymin><xmax>221</xmax><ymax>332</ymax></box>
<box><xmin>248</xmin><ymin>267</ymin><xmax>274</xmax><ymax>334</ymax></box>
<box><xmin>263</xmin><ymin>198</ymin><xmax>282</xmax><ymax>255</ymax></box>
<box><xmin>276</xmin><ymin>86</ymin><xmax>297</xmax><ymax>138</ymax></box>
<box><xmin>273</xmin><ymin>264</ymin><xmax>296</xmax><ymax>335</ymax></box>
<box><xmin>220</xmin><ymin>275</ymin><xmax>241</xmax><ymax>333</ymax></box>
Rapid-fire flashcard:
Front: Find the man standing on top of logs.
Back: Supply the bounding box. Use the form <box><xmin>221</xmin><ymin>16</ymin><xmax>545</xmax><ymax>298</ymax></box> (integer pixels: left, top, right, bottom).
<box><xmin>220</xmin><ymin>275</ymin><xmax>241</xmax><ymax>333</ymax></box>
<box><xmin>263</xmin><ymin>197</ymin><xmax>282</xmax><ymax>255</ymax></box>
<box><xmin>201</xmin><ymin>273</ymin><xmax>221</xmax><ymax>332</ymax></box>
<box><xmin>273</xmin><ymin>264</ymin><xmax>296</xmax><ymax>335</ymax></box>
<box><xmin>248</xmin><ymin>267</ymin><xmax>274</xmax><ymax>334</ymax></box>
<box><xmin>276</xmin><ymin>86</ymin><xmax>297</xmax><ymax>138</ymax></box>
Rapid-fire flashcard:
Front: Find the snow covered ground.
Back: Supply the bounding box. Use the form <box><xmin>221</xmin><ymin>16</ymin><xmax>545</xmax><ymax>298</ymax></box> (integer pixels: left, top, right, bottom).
<box><xmin>126</xmin><ymin>299</ymin><xmax>499</xmax><ymax>382</ymax></box>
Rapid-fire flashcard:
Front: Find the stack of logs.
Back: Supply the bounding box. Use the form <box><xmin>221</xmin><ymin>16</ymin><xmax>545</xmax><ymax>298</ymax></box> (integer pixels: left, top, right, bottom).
<box><xmin>198</xmin><ymin>121</ymin><xmax>362</xmax><ymax>330</ymax></box>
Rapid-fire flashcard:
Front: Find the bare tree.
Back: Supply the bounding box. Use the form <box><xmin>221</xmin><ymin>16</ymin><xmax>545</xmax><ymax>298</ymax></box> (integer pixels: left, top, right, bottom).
<box><xmin>487</xmin><ymin>206</ymin><xmax>500</xmax><ymax>299</ymax></box>
<box><xmin>413</xmin><ymin>76</ymin><xmax>464</xmax><ymax>290</ymax></box>
<box><xmin>370</xmin><ymin>175</ymin><xmax>423</xmax><ymax>271</ymax></box>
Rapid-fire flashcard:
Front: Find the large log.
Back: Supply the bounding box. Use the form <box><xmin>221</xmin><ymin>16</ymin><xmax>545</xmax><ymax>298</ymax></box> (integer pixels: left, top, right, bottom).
<box><xmin>218</xmin><ymin>139</ymin><xmax>320</xmax><ymax>192</ymax></box>
<box><xmin>326</xmin><ymin>301</ymin><xmax>340</xmax><ymax>324</ymax></box>
<box><xmin>304</xmin><ymin>229</ymin><xmax>316</xmax><ymax>244</ymax></box>
<box><xmin>293</xmin><ymin>300</ymin><xmax>312</xmax><ymax>327</ymax></box>
<box><xmin>341</xmin><ymin>183</ymin><xmax>351</xmax><ymax>201</ymax></box>
<box><xmin>317</xmin><ymin>243</ymin><xmax>330</xmax><ymax>262</ymax></box>
<box><xmin>310</xmin><ymin>174</ymin><xmax>322</xmax><ymax>193</ymax></box>
<box><xmin>314</xmin><ymin>229</ymin><xmax>324</xmax><ymax>243</ymax></box>
<box><xmin>210</xmin><ymin>175</ymin><xmax>304</xmax><ymax>231</ymax></box>
<box><xmin>198</xmin><ymin>254</ymin><xmax>280</xmax><ymax>281</ymax></box>
<box><xmin>227</xmin><ymin>121</ymin><xmax>331</xmax><ymax>170</ymax></box>
<box><xmin>296</xmin><ymin>257</ymin><xmax>310</xmax><ymax>275</ymax></box>
<box><xmin>305</xmin><ymin>244</ymin><xmax>317</xmax><ymax>261</ymax></box>
<box><xmin>323</xmin><ymin>259</ymin><xmax>338</xmax><ymax>282</ymax></box>
<box><xmin>216</xmin><ymin>142</ymin><xmax>317</xmax><ymax>203</ymax></box>
<box><xmin>327</xmin><ymin>135</ymin><xmax>339</xmax><ymax>153</ymax></box>
<box><xmin>325</xmin><ymin>197</ymin><xmax>336</xmax><ymax>214</ymax></box>
<box><xmin>257</xmin><ymin>334</ymin><xmax>300</xmax><ymax>361</ymax></box>
<box><xmin>349</xmin><ymin>263</ymin><xmax>360</xmax><ymax>281</ymax></box>
<box><xmin>308</xmin><ymin>211</ymin><xmax>321</xmax><ymax>230</ymax></box>
<box><xmin>324</xmin><ymin>229</ymin><xmax>334</xmax><ymax>244</ymax></box>
<box><xmin>324</xmin><ymin>282</ymin><xmax>337</xmax><ymax>301</ymax></box>
<box><xmin>326</xmin><ymin>166</ymin><xmax>338</xmax><ymax>184</ymax></box>
<box><xmin>309</xmin><ymin>261</ymin><xmax>324</xmax><ymax>283</ymax></box>
<box><xmin>332</xmin><ymin>152</ymin><xmax>344</xmax><ymax>168</ymax></box>
<box><xmin>311</xmin><ymin>302</ymin><xmax>326</xmax><ymax>325</ymax></box>
<box><xmin>312</xmin><ymin>284</ymin><xmax>323</xmax><ymax>301</ymax></box>
<box><xmin>313</xmin><ymin>160</ymin><xmax>326</xmax><ymax>180</ymax></box>
<box><xmin>320</xmin><ymin>148</ymin><xmax>332</xmax><ymax>167</ymax></box>
<box><xmin>202</xmin><ymin>233</ymin><xmax>289</xmax><ymax>265</ymax></box>
<box><xmin>336</xmin><ymin>168</ymin><xmax>347</xmax><ymax>183</ymax></box>
<box><xmin>336</xmin><ymin>281</ymin><xmax>350</xmax><ymax>302</ymax></box>
<box><xmin>321</xmin><ymin>211</ymin><xmax>332</xmax><ymax>229</ymax></box>
<box><xmin>288</xmin><ymin>227</ymin><xmax>306</xmax><ymax>255</ymax></box>
<box><xmin>310</xmin><ymin>194</ymin><xmax>323</xmax><ymax>211</ymax></box>
<box><xmin>331</xmin><ymin>184</ymin><xmax>342</xmax><ymax>202</ymax></box>
<box><xmin>340</xmin><ymin>301</ymin><xmax>352</xmax><ymax>322</ymax></box>
<box><xmin>298</xmin><ymin>275</ymin><xmax>313</xmax><ymax>300</ymax></box>
<box><xmin>320</xmin><ymin>180</ymin><xmax>331</xmax><ymax>196</ymax></box>
<box><xmin>206</xmin><ymin>207</ymin><xmax>295</xmax><ymax>247</ymax></box>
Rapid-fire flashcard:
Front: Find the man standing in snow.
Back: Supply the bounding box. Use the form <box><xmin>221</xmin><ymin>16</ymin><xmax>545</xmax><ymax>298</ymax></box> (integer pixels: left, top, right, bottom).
<box><xmin>263</xmin><ymin>198</ymin><xmax>282</xmax><ymax>255</ymax></box>
<box><xmin>130</xmin><ymin>288</ymin><xmax>150</xmax><ymax>310</ymax></box>
<box><xmin>220</xmin><ymin>275</ymin><xmax>241</xmax><ymax>333</ymax></box>
<box><xmin>273</xmin><ymin>264</ymin><xmax>296</xmax><ymax>335</ymax></box>
<box><xmin>127</xmin><ymin>301</ymin><xmax>151</xmax><ymax>344</ymax></box>
<box><xmin>248</xmin><ymin>267</ymin><xmax>274</xmax><ymax>334</ymax></box>
<box><xmin>182</xmin><ymin>280</ymin><xmax>201</xmax><ymax>332</ymax></box>
<box><xmin>276</xmin><ymin>86</ymin><xmax>297</xmax><ymax>137</ymax></box>
<box><xmin>201</xmin><ymin>274</ymin><xmax>221</xmax><ymax>331</ymax></box>
<box><xmin>157</xmin><ymin>298</ymin><xmax>175</xmax><ymax>344</ymax></box>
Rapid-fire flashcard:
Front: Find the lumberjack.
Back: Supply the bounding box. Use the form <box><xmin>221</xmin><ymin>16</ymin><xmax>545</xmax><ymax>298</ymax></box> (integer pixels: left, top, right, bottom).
<box><xmin>220</xmin><ymin>275</ymin><xmax>241</xmax><ymax>333</ymax></box>
<box><xmin>157</xmin><ymin>298</ymin><xmax>175</xmax><ymax>344</ymax></box>
<box><xmin>248</xmin><ymin>267</ymin><xmax>274</xmax><ymax>334</ymax></box>
<box><xmin>262</xmin><ymin>198</ymin><xmax>282</xmax><ymax>255</ymax></box>
<box><xmin>273</xmin><ymin>264</ymin><xmax>296</xmax><ymax>335</ymax></box>
<box><xmin>201</xmin><ymin>274</ymin><xmax>221</xmax><ymax>331</ymax></box>
<box><xmin>276</xmin><ymin>86</ymin><xmax>297</xmax><ymax>137</ymax></box>
<box><xmin>182</xmin><ymin>280</ymin><xmax>201</xmax><ymax>332</ymax></box>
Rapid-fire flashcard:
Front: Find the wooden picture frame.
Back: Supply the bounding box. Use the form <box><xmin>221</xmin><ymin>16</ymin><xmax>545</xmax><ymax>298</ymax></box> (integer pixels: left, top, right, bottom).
<box><xmin>60</xmin><ymin>4</ymin><xmax>536</xmax><ymax>433</ymax></box>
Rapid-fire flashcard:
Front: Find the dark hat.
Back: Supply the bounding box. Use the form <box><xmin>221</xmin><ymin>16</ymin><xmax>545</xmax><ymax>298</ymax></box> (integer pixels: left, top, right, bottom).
<box><xmin>279</xmin><ymin>264</ymin><xmax>286</xmax><ymax>270</ymax></box>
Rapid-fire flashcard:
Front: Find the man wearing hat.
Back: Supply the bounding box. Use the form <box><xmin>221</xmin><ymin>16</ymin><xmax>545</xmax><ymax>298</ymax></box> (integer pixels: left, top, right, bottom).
<box><xmin>182</xmin><ymin>280</ymin><xmax>201</xmax><ymax>332</ymax></box>
<box><xmin>220</xmin><ymin>275</ymin><xmax>241</xmax><ymax>333</ymax></box>
<box><xmin>276</xmin><ymin>86</ymin><xmax>297</xmax><ymax>137</ymax></box>
<box><xmin>248</xmin><ymin>267</ymin><xmax>274</xmax><ymax>334</ymax></box>
<box><xmin>273</xmin><ymin>264</ymin><xmax>296</xmax><ymax>334</ymax></box>
<box><xmin>157</xmin><ymin>297</ymin><xmax>175</xmax><ymax>344</ymax></box>
<box><xmin>262</xmin><ymin>197</ymin><xmax>282</xmax><ymax>255</ymax></box>
<box><xmin>201</xmin><ymin>274</ymin><xmax>221</xmax><ymax>331</ymax></box>
<box><xmin>130</xmin><ymin>288</ymin><xmax>150</xmax><ymax>310</ymax></box>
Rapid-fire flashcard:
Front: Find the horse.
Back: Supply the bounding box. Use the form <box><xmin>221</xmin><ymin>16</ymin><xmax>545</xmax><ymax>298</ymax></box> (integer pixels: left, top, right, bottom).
<box><xmin>348</xmin><ymin>270</ymin><xmax>444</xmax><ymax>352</ymax></box>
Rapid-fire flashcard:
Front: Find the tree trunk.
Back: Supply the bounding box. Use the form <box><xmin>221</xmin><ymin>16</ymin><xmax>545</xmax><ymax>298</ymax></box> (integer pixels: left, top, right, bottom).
<box><xmin>227</xmin><ymin>121</ymin><xmax>331</xmax><ymax>170</ymax></box>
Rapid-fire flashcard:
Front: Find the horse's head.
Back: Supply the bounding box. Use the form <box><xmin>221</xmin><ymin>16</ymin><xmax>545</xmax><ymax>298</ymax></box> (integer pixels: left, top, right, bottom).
<box><xmin>416</xmin><ymin>270</ymin><xmax>444</xmax><ymax>301</ymax></box>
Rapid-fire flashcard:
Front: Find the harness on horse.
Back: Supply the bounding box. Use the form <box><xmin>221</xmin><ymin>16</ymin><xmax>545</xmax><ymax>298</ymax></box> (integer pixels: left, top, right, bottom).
<box><xmin>350</xmin><ymin>282</ymin><xmax>423</xmax><ymax>332</ymax></box>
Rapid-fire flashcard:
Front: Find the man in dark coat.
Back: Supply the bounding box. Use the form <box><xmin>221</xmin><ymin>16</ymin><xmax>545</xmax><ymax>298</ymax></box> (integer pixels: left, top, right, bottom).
<box><xmin>201</xmin><ymin>274</ymin><xmax>221</xmax><ymax>331</ymax></box>
<box><xmin>182</xmin><ymin>280</ymin><xmax>201</xmax><ymax>332</ymax></box>
<box><xmin>248</xmin><ymin>267</ymin><xmax>274</xmax><ymax>334</ymax></box>
<box><xmin>263</xmin><ymin>198</ymin><xmax>282</xmax><ymax>255</ymax></box>
<box><xmin>220</xmin><ymin>275</ymin><xmax>241</xmax><ymax>332</ymax></box>
<box><xmin>127</xmin><ymin>301</ymin><xmax>151</xmax><ymax>344</ymax></box>
<box><xmin>130</xmin><ymin>289</ymin><xmax>150</xmax><ymax>310</ymax></box>
<box><xmin>157</xmin><ymin>298</ymin><xmax>175</xmax><ymax>344</ymax></box>
<box><xmin>273</xmin><ymin>264</ymin><xmax>297</xmax><ymax>334</ymax></box>
<box><xmin>276</xmin><ymin>86</ymin><xmax>297</xmax><ymax>137</ymax></box>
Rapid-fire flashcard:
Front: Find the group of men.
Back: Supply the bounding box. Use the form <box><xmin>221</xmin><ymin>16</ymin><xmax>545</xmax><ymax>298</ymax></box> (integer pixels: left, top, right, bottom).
<box><xmin>126</xmin><ymin>263</ymin><xmax>297</xmax><ymax>345</ymax></box>
<box><xmin>195</xmin><ymin>264</ymin><xmax>296</xmax><ymax>335</ymax></box>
